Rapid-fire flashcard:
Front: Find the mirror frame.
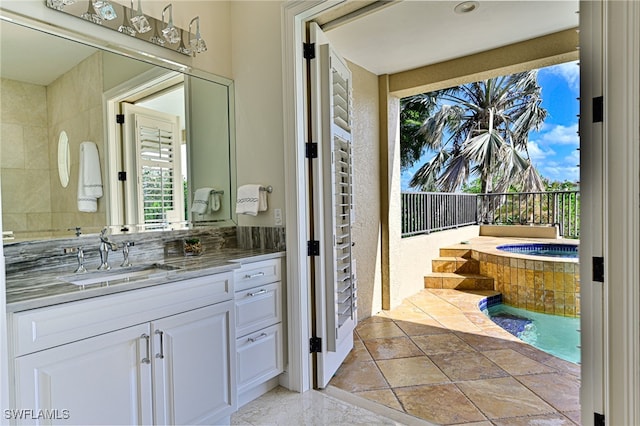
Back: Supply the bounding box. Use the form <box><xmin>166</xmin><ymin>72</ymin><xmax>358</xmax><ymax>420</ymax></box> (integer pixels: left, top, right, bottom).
<box><xmin>0</xmin><ymin>9</ymin><xmax>238</xmax><ymax>241</ymax></box>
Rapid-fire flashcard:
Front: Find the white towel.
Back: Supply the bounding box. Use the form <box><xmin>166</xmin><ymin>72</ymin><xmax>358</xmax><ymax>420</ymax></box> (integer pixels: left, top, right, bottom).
<box><xmin>77</xmin><ymin>141</ymin><xmax>103</xmax><ymax>213</ymax></box>
<box><xmin>210</xmin><ymin>192</ymin><xmax>221</xmax><ymax>212</ymax></box>
<box><xmin>191</xmin><ymin>187</ymin><xmax>214</xmax><ymax>214</ymax></box>
<box><xmin>236</xmin><ymin>184</ymin><xmax>267</xmax><ymax>216</ymax></box>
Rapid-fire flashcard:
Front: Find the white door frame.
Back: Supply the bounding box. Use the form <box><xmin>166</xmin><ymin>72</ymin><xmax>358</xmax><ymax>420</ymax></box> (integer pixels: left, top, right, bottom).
<box><xmin>281</xmin><ymin>0</ymin><xmax>347</xmax><ymax>393</ymax></box>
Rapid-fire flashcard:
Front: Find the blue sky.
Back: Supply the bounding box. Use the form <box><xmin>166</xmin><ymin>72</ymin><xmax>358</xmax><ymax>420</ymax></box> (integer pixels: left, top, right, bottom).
<box><xmin>401</xmin><ymin>61</ymin><xmax>580</xmax><ymax>190</ymax></box>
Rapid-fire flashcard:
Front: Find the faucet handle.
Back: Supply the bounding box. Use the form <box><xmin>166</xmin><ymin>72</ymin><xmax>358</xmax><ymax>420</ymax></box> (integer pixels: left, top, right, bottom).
<box><xmin>121</xmin><ymin>241</ymin><xmax>135</xmax><ymax>268</ymax></box>
<box><xmin>63</xmin><ymin>246</ymin><xmax>86</xmax><ymax>273</ymax></box>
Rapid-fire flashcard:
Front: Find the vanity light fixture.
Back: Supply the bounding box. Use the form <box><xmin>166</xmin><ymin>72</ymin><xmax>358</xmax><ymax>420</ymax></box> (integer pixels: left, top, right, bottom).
<box><xmin>177</xmin><ymin>28</ymin><xmax>191</xmax><ymax>55</ymax></box>
<box><xmin>46</xmin><ymin>0</ymin><xmax>75</xmax><ymax>11</ymax></box>
<box><xmin>189</xmin><ymin>16</ymin><xmax>207</xmax><ymax>55</ymax></box>
<box><xmin>118</xmin><ymin>4</ymin><xmax>136</xmax><ymax>36</ymax></box>
<box><xmin>92</xmin><ymin>0</ymin><xmax>118</xmax><ymax>21</ymax></box>
<box><xmin>129</xmin><ymin>0</ymin><xmax>151</xmax><ymax>34</ymax></box>
<box><xmin>162</xmin><ymin>4</ymin><xmax>181</xmax><ymax>44</ymax></box>
<box><xmin>80</xmin><ymin>0</ymin><xmax>102</xmax><ymax>24</ymax></box>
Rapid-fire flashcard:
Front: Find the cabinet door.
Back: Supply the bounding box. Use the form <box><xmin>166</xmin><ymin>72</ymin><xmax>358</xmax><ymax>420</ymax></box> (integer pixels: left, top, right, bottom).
<box><xmin>14</xmin><ymin>324</ymin><xmax>153</xmax><ymax>426</ymax></box>
<box><xmin>152</xmin><ymin>302</ymin><xmax>235</xmax><ymax>425</ymax></box>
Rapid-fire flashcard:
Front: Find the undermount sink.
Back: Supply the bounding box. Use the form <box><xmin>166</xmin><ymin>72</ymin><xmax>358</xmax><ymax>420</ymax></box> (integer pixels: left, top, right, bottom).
<box><xmin>58</xmin><ymin>263</ymin><xmax>181</xmax><ymax>287</ymax></box>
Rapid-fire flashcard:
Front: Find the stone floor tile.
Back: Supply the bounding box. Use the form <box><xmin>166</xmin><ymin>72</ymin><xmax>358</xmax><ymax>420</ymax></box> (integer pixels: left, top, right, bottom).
<box><xmin>429</xmin><ymin>351</ymin><xmax>509</xmax><ymax>381</ymax></box>
<box><xmin>563</xmin><ymin>410</ymin><xmax>581</xmax><ymax>424</ymax></box>
<box><xmin>356</xmin><ymin>320</ymin><xmax>406</xmax><ymax>340</ymax></box>
<box><xmin>411</xmin><ymin>332</ymin><xmax>476</xmax><ymax>355</ymax></box>
<box><xmin>394</xmin><ymin>384</ymin><xmax>487</xmax><ymax>425</ymax></box>
<box><xmin>482</xmin><ymin>348</ymin><xmax>556</xmax><ymax>375</ymax></box>
<box><xmin>353</xmin><ymin>389</ymin><xmax>404</xmax><ymax>412</ymax></box>
<box><xmin>457</xmin><ymin>377</ymin><xmax>555</xmax><ymax>419</ymax></box>
<box><xmin>363</xmin><ymin>337</ymin><xmax>424</xmax><ymax>360</ymax></box>
<box><xmin>454</xmin><ymin>330</ymin><xmax>509</xmax><ymax>351</ymax></box>
<box><xmin>515</xmin><ymin>373</ymin><xmax>581</xmax><ymax>412</ymax></box>
<box><xmin>435</xmin><ymin>315</ymin><xmax>484</xmax><ymax>333</ymax></box>
<box><xmin>343</xmin><ymin>336</ymin><xmax>373</xmax><ymax>364</ymax></box>
<box><xmin>376</xmin><ymin>356</ymin><xmax>449</xmax><ymax>387</ymax></box>
<box><xmin>491</xmin><ymin>413</ymin><xmax>576</xmax><ymax>425</ymax></box>
<box><xmin>329</xmin><ymin>360</ymin><xmax>389</xmax><ymax>393</ymax></box>
<box><xmin>394</xmin><ymin>318</ymin><xmax>449</xmax><ymax>336</ymax></box>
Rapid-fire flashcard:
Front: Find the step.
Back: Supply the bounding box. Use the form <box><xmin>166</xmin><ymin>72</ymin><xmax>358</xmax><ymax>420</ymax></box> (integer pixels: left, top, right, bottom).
<box><xmin>424</xmin><ymin>272</ymin><xmax>494</xmax><ymax>291</ymax></box>
<box><xmin>432</xmin><ymin>257</ymin><xmax>480</xmax><ymax>274</ymax></box>
<box><xmin>439</xmin><ymin>246</ymin><xmax>472</xmax><ymax>258</ymax></box>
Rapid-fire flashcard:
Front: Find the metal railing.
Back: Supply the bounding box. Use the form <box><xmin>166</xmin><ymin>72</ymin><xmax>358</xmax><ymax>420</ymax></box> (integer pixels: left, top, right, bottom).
<box><xmin>477</xmin><ymin>190</ymin><xmax>580</xmax><ymax>238</ymax></box>
<box><xmin>401</xmin><ymin>192</ymin><xmax>477</xmax><ymax>237</ymax></box>
<box><xmin>401</xmin><ymin>190</ymin><xmax>580</xmax><ymax>238</ymax></box>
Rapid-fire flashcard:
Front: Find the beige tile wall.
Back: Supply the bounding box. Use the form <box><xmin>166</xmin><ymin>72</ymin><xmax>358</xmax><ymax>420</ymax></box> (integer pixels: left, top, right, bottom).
<box><xmin>473</xmin><ymin>251</ymin><xmax>580</xmax><ymax>317</ymax></box>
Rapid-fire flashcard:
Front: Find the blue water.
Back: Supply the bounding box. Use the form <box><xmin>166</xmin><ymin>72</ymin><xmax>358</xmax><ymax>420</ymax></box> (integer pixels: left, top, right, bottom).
<box><xmin>485</xmin><ymin>304</ymin><xmax>580</xmax><ymax>364</ymax></box>
<box><xmin>496</xmin><ymin>243</ymin><xmax>578</xmax><ymax>258</ymax></box>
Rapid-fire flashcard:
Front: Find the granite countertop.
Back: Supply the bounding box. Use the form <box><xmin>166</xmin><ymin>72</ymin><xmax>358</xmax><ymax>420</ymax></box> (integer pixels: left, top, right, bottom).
<box><xmin>6</xmin><ymin>248</ymin><xmax>284</xmax><ymax>313</ymax></box>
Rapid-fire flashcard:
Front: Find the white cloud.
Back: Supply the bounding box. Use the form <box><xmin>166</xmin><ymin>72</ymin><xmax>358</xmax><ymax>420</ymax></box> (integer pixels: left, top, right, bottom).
<box><xmin>538</xmin><ymin>150</ymin><xmax>580</xmax><ymax>182</ymax></box>
<box><xmin>542</xmin><ymin>60</ymin><xmax>580</xmax><ymax>91</ymax></box>
<box><xmin>535</xmin><ymin>123</ymin><xmax>579</xmax><ymax>146</ymax></box>
<box><xmin>527</xmin><ymin>140</ymin><xmax>556</xmax><ymax>163</ymax></box>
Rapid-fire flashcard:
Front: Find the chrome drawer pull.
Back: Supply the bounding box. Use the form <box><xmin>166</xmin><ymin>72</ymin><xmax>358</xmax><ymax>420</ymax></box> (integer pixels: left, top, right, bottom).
<box><xmin>155</xmin><ymin>329</ymin><xmax>165</xmax><ymax>359</ymax></box>
<box><xmin>247</xmin><ymin>289</ymin><xmax>267</xmax><ymax>297</ymax></box>
<box><xmin>244</xmin><ymin>272</ymin><xmax>265</xmax><ymax>279</ymax></box>
<box><xmin>141</xmin><ymin>334</ymin><xmax>151</xmax><ymax>364</ymax></box>
<box><xmin>247</xmin><ymin>333</ymin><xmax>268</xmax><ymax>343</ymax></box>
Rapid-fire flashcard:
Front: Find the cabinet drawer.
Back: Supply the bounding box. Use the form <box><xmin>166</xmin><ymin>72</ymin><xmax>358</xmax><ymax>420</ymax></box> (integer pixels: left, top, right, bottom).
<box><xmin>236</xmin><ymin>323</ymin><xmax>283</xmax><ymax>393</ymax></box>
<box><xmin>234</xmin><ymin>259</ymin><xmax>281</xmax><ymax>292</ymax></box>
<box><xmin>10</xmin><ymin>273</ymin><xmax>232</xmax><ymax>356</ymax></box>
<box><xmin>235</xmin><ymin>282</ymin><xmax>281</xmax><ymax>337</ymax></box>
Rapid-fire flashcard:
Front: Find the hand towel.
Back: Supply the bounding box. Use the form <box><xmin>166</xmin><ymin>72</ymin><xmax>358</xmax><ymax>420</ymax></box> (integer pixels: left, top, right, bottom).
<box><xmin>191</xmin><ymin>187</ymin><xmax>214</xmax><ymax>214</ymax></box>
<box><xmin>236</xmin><ymin>184</ymin><xmax>264</xmax><ymax>216</ymax></box>
<box><xmin>77</xmin><ymin>141</ymin><xmax>103</xmax><ymax>213</ymax></box>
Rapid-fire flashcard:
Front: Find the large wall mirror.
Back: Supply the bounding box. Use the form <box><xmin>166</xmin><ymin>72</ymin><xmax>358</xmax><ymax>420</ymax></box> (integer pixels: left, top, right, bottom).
<box><xmin>0</xmin><ymin>17</ymin><xmax>237</xmax><ymax>243</ymax></box>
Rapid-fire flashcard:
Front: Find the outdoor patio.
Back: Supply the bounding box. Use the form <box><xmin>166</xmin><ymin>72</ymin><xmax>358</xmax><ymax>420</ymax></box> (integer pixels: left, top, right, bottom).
<box><xmin>328</xmin><ymin>289</ymin><xmax>581</xmax><ymax>425</ymax></box>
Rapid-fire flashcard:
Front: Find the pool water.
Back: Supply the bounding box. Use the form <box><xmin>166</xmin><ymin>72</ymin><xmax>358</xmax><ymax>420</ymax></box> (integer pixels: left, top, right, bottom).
<box><xmin>484</xmin><ymin>304</ymin><xmax>581</xmax><ymax>364</ymax></box>
<box><xmin>496</xmin><ymin>243</ymin><xmax>578</xmax><ymax>258</ymax></box>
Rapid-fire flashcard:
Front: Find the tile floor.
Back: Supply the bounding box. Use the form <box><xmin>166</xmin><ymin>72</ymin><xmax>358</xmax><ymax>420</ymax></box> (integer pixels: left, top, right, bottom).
<box><xmin>329</xmin><ymin>289</ymin><xmax>581</xmax><ymax>425</ymax></box>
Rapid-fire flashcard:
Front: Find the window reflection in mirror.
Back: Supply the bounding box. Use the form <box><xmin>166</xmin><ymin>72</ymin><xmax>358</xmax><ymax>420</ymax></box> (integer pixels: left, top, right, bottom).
<box><xmin>1</xmin><ymin>18</ymin><xmax>236</xmax><ymax>243</ymax></box>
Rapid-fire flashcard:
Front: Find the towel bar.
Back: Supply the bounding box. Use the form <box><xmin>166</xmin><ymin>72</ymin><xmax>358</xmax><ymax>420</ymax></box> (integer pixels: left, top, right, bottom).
<box><xmin>208</xmin><ymin>189</ymin><xmax>224</xmax><ymax>195</ymax></box>
<box><xmin>260</xmin><ymin>185</ymin><xmax>273</xmax><ymax>193</ymax></box>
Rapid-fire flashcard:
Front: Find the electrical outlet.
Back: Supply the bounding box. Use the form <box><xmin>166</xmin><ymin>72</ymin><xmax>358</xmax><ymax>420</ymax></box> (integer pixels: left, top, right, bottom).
<box><xmin>274</xmin><ymin>208</ymin><xmax>283</xmax><ymax>226</ymax></box>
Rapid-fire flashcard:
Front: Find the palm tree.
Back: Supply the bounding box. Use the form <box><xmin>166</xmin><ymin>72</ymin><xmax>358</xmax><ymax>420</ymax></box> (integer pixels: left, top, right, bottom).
<box><xmin>403</xmin><ymin>71</ymin><xmax>547</xmax><ymax>193</ymax></box>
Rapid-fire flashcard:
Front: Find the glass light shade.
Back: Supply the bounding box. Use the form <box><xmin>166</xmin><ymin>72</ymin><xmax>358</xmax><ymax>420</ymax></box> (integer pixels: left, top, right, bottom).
<box><xmin>190</xmin><ymin>37</ymin><xmax>207</xmax><ymax>54</ymax></box>
<box><xmin>162</xmin><ymin>26</ymin><xmax>180</xmax><ymax>44</ymax></box>
<box><xmin>92</xmin><ymin>0</ymin><xmax>117</xmax><ymax>21</ymax></box>
<box><xmin>130</xmin><ymin>14</ymin><xmax>151</xmax><ymax>34</ymax></box>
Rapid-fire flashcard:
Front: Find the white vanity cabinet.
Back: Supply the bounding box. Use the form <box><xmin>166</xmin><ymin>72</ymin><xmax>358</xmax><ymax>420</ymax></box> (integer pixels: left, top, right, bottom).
<box><xmin>9</xmin><ymin>273</ymin><xmax>236</xmax><ymax>426</ymax></box>
<box><xmin>233</xmin><ymin>258</ymin><xmax>284</xmax><ymax>405</ymax></box>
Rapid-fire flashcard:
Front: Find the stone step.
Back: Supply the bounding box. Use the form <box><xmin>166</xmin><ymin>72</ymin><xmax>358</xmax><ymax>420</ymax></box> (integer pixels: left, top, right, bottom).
<box><xmin>424</xmin><ymin>272</ymin><xmax>494</xmax><ymax>291</ymax></box>
<box><xmin>432</xmin><ymin>257</ymin><xmax>480</xmax><ymax>274</ymax></box>
<box><xmin>439</xmin><ymin>246</ymin><xmax>472</xmax><ymax>258</ymax></box>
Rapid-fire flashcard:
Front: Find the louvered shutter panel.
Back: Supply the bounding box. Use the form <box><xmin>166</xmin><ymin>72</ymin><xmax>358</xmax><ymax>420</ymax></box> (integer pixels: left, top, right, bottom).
<box><xmin>321</xmin><ymin>45</ymin><xmax>357</xmax><ymax>352</ymax></box>
<box><xmin>134</xmin><ymin>115</ymin><xmax>178</xmax><ymax>229</ymax></box>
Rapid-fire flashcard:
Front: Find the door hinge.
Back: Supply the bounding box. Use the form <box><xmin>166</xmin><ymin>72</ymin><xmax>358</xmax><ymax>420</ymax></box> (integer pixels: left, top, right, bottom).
<box><xmin>303</xmin><ymin>42</ymin><xmax>315</xmax><ymax>60</ymax></box>
<box><xmin>307</xmin><ymin>240</ymin><xmax>320</xmax><ymax>256</ymax></box>
<box><xmin>593</xmin><ymin>256</ymin><xmax>604</xmax><ymax>282</ymax></box>
<box><xmin>594</xmin><ymin>412</ymin><xmax>605</xmax><ymax>426</ymax></box>
<box><xmin>310</xmin><ymin>337</ymin><xmax>322</xmax><ymax>353</ymax></box>
<box><xmin>593</xmin><ymin>96</ymin><xmax>603</xmax><ymax>123</ymax></box>
<box><xmin>116</xmin><ymin>114</ymin><xmax>125</xmax><ymax>124</ymax></box>
<box><xmin>118</xmin><ymin>171</ymin><xmax>127</xmax><ymax>181</ymax></box>
<box><xmin>305</xmin><ymin>142</ymin><xmax>318</xmax><ymax>159</ymax></box>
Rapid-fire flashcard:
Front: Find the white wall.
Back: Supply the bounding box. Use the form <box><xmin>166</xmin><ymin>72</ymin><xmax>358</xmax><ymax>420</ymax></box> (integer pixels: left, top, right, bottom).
<box><xmin>230</xmin><ymin>1</ymin><xmax>286</xmax><ymax>228</ymax></box>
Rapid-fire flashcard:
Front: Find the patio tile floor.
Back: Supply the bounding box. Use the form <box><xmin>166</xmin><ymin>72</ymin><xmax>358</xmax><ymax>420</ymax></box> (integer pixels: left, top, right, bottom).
<box><xmin>329</xmin><ymin>289</ymin><xmax>581</xmax><ymax>425</ymax></box>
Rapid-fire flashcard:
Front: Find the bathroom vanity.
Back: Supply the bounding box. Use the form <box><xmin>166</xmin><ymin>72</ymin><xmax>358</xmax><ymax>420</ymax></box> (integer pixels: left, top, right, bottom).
<box><xmin>5</xmin><ymin>252</ymin><xmax>285</xmax><ymax>425</ymax></box>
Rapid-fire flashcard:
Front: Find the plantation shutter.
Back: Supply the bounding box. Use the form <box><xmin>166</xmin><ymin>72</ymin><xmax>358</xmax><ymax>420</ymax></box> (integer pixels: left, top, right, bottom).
<box><xmin>309</xmin><ymin>22</ymin><xmax>357</xmax><ymax>388</ymax></box>
<box><xmin>134</xmin><ymin>115</ymin><xmax>179</xmax><ymax>229</ymax></box>
<box><xmin>322</xmin><ymin>46</ymin><xmax>357</xmax><ymax>350</ymax></box>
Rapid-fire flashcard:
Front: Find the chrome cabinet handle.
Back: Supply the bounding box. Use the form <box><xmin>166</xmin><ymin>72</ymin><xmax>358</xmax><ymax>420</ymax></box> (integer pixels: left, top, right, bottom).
<box><xmin>247</xmin><ymin>289</ymin><xmax>267</xmax><ymax>297</ymax></box>
<box><xmin>244</xmin><ymin>272</ymin><xmax>265</xmax><ymax>279</ymax></box>
<box><xmin>141</xmin><ymin>333</ymin><xmax>151</xmax><ymax>364</ymax></box>
<box><xmin>155</xmin><ymin>329</ymin><xmax>165</xmax><ymax>359</ymax></box>
<box><xmin>248</xmin><ymin>333</ymin><xmax>268</xmax><ymax>343</ymax></box>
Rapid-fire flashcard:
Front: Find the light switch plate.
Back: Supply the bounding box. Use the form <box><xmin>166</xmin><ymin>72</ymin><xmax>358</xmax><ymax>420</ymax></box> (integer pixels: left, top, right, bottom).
<box><xmin>274</xmin><ymin>208</ymin><xmax>283</xmax><ymax>226</ymax></box>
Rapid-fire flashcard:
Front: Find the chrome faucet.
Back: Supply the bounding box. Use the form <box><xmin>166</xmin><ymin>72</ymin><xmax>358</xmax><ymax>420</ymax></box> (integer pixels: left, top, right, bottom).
<box><xmin>98</xmin><ymin>227</ymin><xmax>119</xmax><ymax>270</ymax></box>
<box><xmin>121</xmin><ymin>241</ymin><xmax>135</xmax><ymax>268</ymax></box>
